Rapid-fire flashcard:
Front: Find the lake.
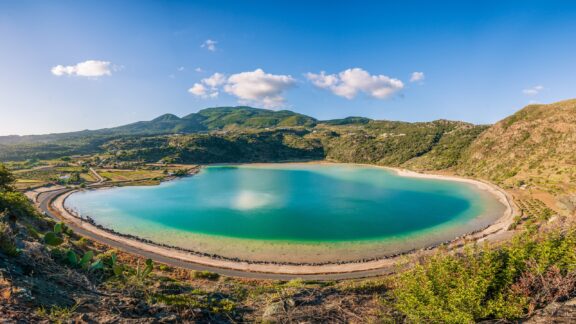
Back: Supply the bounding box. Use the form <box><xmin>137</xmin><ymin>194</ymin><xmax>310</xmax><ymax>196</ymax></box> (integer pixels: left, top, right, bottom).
<box><xmin>65</xmin><ymin>163</ymin><xmax>507</xmax><ymax>263</ymax></box>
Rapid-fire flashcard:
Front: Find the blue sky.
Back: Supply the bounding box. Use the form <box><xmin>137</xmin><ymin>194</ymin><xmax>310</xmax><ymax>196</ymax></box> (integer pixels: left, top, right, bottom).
<box><xmin>1</xmin><ymin>0</ymin><xmax>576</xmax><ymax>135</ymax></box>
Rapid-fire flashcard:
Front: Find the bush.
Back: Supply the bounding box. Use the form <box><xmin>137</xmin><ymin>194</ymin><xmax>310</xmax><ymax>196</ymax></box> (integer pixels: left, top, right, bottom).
<box><xmin>0</xmin><ymin>222</ymin><xmax>19</xmax><ymax>256</ymax></box>
<box><xmin>192</xmin><ymin>270</ymin><xmax>220</xmax><ymax>280</ymax></box>
<box><xmin>0</xmin><ymin>191</ymin><xmax>38</xmax><ymax>220</ymax></box>
<box><xmin>391</xmin><ymin>226</ymin><xmax>576</xmax><ymax>323</ymax></box>
<box><xmin>0</xmin><ymin>163</ymin><xmax>15</xmax><ymax>192</ymax></box>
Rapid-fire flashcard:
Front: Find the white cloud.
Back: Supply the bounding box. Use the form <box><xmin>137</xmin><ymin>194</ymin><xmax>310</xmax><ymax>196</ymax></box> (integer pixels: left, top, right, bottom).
<box><xmin>306</xmin><ymin>68</ymin><xmax>404</xmax><ymax>100</ymax></box>
<box><xmin>187</xmin><ymin>72</ymin><xmax>226</xmax><ymax>99</ymax></box>
<box><xmin>194</xmin><ymin>67</ymin><xmax>203</xmax><ymax>73</ymax></box>
<box><xmin>522</xmin><ymin>85</ymin><xmax>544</xmax><ymax>96</ymax></box>
<box><xmin>224</xmin><ymin>69</ymin><xmax>296</xmax><ymax>107</ymax></box>
<box><xmin>410</xmin><ymin>71</ymin><xmax>425</xmax><ymax>82</ymax></box>
<box><xmin>188</xmin><ymin>83</ymin><xmax>218</xmax><ymax>99</ymax></box>
<box><xmin>202</xmin><ymin>72</ymin><xmax>226</xmax><ymax>88</ymax></box>
<box><xmin>177</xmin><ymin>66</ymin><xmax>185</xmax><ymax>72</ymax></box>
<box><xmin>188</xmin><ymin>69</ymin><xmax>296</xmax><ymax>107</ymax></box>
<box><xmin>51</xmin><ymin>60</ymin><xmax>113</xmax><ymax>77</ymax></box>
<box><xmin>307</xmin><ymin>71</ymin><xmax>338</xmax><ymax>88</ymax></box>
<box><xmin>188</xmin><ymin>83</ymin><xmax>207</xmax><ymax>96</ymax></box>
<box><xmin>201</xmin><ymin>39</ymin><xmax>217</xmax><ymax>52</ymax></box>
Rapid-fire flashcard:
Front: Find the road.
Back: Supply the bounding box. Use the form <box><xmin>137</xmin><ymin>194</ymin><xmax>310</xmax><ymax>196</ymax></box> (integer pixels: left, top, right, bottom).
<box><xmin>38</xmin><ymin>189</ymin><xmax>395</xmax><ymax>280</ymax></box>
<box><xmin>88</xmin><ymin>167</ymin><xmax>104</xmax><ymax>184</ymax></box>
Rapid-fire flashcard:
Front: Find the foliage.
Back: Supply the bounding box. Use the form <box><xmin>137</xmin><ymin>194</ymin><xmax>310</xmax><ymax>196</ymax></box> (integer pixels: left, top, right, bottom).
<box><xmin>105</xmin><ymin>129</ymin><xmax>324</xmax><ymax>164</ymax></box>
<box><xmin>192</xmin><ymin>270</ymin><xmax>220</xmax><ymax>280</ymax></box>
<box><xmin>44</xmin><ymin>223</ymin><xmax>65</xmax><ymax>246</ymax></box>
<box><xmin>151</xmin><ymin>291</ymin><xmax>236</xmax><ymax>314</ymax></box>
<box><xmin>66</xmin><ymin>249</ymin><xmax>101</xmax><ymax>270</ymax></box>
<box><xmin>99</xmin><ymin>252</ymin><xmax>125</xmax><ymax>277</ymax></box>
<box><xmin>171</xmin><ymin>169</ymin><xmax>189</xmax><ymax>177</ymax></box>
<box><xmin>36</xmin><ymin>303</ymin><xmax>80</xmax><ymax>322</ymax></box>
<box><xmin>0</xmin><ymin>190</ymin><xmax>38</xmax><ymax>219</ymax></box>
<box><xmin>0</xmin><ymin>163</ymin><xmax>16</xmax><ymax>191</ymax></box>
<box><xmin>0</xmin><ymin>220</ymin><xmax>20</xmax><ymax>256</ymax></box>
<box><xmin>391</xmin><ymin>226</ymin><xmax>576</xmax><ymax>323</ymax></box>
<box><xmin>135</xmin><ymin>258</ymin><xmax>154</xmax><ymax>279</ymax></box>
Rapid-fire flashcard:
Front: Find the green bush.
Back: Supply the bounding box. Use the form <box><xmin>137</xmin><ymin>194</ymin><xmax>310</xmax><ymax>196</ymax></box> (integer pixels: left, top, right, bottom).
<box><xmin>0</xmin><ymin>191</ymin><xmax>38</xmax><ymax>219</ymax></box>
<box><xmin>0</xmin><ymin>222</ymin><xmax>20</xmax><ymax>256</ymax></box>
<box><xmin>391</xmin><ymin>226</ymin><xmax>576</xmax><ymax>323</ymax></box>
<box><xmin>43</xmin><ymin>222</ymin><xmax>65</xmax><ymax>246</ymax></box>
<box><xmin>192</xmin><ymin>270</ymin><xmax>220</xmax><ymax>280</ymax></box>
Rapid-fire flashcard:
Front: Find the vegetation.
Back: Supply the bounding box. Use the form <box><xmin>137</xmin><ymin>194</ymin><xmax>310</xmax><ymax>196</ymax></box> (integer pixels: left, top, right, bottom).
<box><xmin>0</xmin><ymin>106</ymin><xmax>482</xmax><ymax>168</ymax></box>
<box><xmin>192</xmin><ymin>270</ymin><xmax>220</xmax><ymax>280</ymax></box>
<box><xmin>2</xmin><ymin>99</ymin><xmax>576</xmax><ymax>321</ymax></box>
<box><xmin>458</xmin><ymin>99</ymin><xmax>576</xmax><ymax>199</ymax></box>
<box><xmin>0</xmin><ymin>163</ymin><xmax>16</xmax><ymax>191</ymax></box>
<box><xmin>391</xmin><ymin>225</ymin><xmax>576</xmax><ymax>322</ymax></box>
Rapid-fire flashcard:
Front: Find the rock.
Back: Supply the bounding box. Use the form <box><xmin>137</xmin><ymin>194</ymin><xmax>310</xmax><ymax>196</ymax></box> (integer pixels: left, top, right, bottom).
<box><xmin>75</xmin><ymin>313</ymin><xmax>93</xmax><ymax>323</ymax></box>
<box><xmin>157</xmin><ymin>314</ymin><xmax>178</xmax><ymax>323</ymax></box>
<box><xmin>262</xmin><ymin>301</ymin><xmax>285</xmax><ymax>321</ymax></box>
<box><xmin>525</xmin><ymin>297</ymin><xmax>576</xmax><ymax>323</ymax></box>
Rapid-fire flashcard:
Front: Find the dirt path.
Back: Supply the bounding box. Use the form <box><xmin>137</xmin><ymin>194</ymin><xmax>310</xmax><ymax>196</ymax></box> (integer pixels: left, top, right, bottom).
<box><xmin>89</xmin><ymin>167</ymin><xmax>104</xmax><ymax>184</ymax></box>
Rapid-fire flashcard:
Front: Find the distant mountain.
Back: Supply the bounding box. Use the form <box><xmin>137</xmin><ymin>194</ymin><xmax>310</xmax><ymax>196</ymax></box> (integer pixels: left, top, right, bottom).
<box><xmin>320</xmin><ymin>117</ymin><xmax>372</xmax><ymax>125</ymax></box>
<box><xmin>0</xmin><ymin>107</ymin><xmax>317</xmax><ymax>145</ymax></box>
<box><xmin>186</xmin><ymin>106</ymin><xmax>317</xmax><ymax>130</ymax></box>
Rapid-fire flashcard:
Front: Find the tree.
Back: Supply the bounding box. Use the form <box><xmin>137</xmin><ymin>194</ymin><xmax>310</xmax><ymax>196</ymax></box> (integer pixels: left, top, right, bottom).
<box><xmin>0</xmin><ymin>163</ymin><xmax>15</xmax><ymax>192</ymax></box>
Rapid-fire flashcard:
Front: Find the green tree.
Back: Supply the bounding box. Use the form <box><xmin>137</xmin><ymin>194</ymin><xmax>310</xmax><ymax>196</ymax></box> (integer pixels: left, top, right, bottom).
<box><xmin>0</xmin><ymin>163</ymin><xmax>15</xmax><ymax>192</ymax></box>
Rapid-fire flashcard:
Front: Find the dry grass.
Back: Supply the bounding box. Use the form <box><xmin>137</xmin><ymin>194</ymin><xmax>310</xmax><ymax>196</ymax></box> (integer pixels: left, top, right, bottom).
<box><xmin>97</xmin><ymin>169</ymin><xmax>165</xmax><ymax>182</ymax></box>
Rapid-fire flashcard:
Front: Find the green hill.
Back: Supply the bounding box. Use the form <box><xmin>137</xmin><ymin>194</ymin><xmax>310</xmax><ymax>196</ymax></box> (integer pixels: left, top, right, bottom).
<box><xmin>0</xmin><ymin>107</ymin><xmax>317</xmax><ymax>145</ymax></box>
<box><xmin>188</xmin><ymin>106</ymin><xmax>317</xmax><ymax>130</ymax></box>
<box><xmin>457</xmin><ymin>99</ymin><xmax>576</xmax><ymax>208</ymax></box>
<box><xmin>0</xmin><ymin>107</ymin><xmax>318</xmax><ymax>161</ymax></box>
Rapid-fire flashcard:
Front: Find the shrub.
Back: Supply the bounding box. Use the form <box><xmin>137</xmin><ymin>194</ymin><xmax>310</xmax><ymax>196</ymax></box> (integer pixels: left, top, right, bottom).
<box><xmin>0</xmin><ymin>222</ymin><xmax>19</xmax><ymax>256</ymax></box>
<box><xmin>192</xmin><ymin>270</ymin><xmax>220</xmax><ymax>280</ymax></box>
<box><xmin>0</xmin><ymin>191</ymin><xmax>38</xmax><ymax>219</ymax></box>
<box><xmin>391</xmin><ymin>226</ymin><xmax>576</xmax><ymax>323</ymax></box>
<box><xmin>43</xmin><ymin>223</ymin><xmax>65</xmax><ymax>246</ymax></box>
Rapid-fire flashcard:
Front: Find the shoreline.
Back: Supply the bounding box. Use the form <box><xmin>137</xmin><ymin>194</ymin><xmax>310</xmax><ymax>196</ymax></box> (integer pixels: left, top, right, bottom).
<box><xmin>43</xmin><ymin>161</ymin><xmax>516</xmax><ymax>275</ymax></box>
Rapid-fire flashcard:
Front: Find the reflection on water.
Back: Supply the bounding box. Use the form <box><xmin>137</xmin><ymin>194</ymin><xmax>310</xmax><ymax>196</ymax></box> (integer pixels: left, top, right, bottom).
<box><xmin>232</xmin><ymin>190</ymin><xmax>280</xmax><ymax>210</ymax></box>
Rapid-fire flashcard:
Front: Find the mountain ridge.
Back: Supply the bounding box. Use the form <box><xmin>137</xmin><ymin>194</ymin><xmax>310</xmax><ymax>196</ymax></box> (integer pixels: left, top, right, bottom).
<box><xmin>0</xmin><ymin>106</ymin><xmax>320</xmax><ymax>144</ymax></box>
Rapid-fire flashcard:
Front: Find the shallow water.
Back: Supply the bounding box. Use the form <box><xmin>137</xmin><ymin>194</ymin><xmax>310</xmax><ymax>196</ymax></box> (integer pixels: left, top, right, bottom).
<box><xmin>66</xmin><ymin>164</ymin><xmax>506</xmax><ymax>262</ymax></box>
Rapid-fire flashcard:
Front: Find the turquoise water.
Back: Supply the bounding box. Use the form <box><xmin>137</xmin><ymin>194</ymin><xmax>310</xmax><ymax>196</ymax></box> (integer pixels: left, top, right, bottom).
<box><xmin>66</xmin><ymin>164</ymin><xmax>498</xmax><ymax>244</ymax></box>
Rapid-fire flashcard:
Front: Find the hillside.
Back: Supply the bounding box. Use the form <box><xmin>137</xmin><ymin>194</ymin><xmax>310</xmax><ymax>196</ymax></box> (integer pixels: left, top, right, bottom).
<box><xmin>92</xmin><ymin>120</ymin><xmax>484</xmax><ymax>169</ymax></box>
<box><xmin>318</xmin><ymin>119</ymin><xmax>485</xmax><ymax>169</ymax></box>
<box><xmin>0</xmin><ymin>107</ymin><xmax>318</xmax><ymax>161</ymax></box>
<box><xmin>457</xmin><ymin>99</ymin><xmax>576</xmax><ymax>212</ymax></box>
<box><xmin>0</xmin><ymin>108</ymin><xmax>483</xmax><ymax>164</ymax></box>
